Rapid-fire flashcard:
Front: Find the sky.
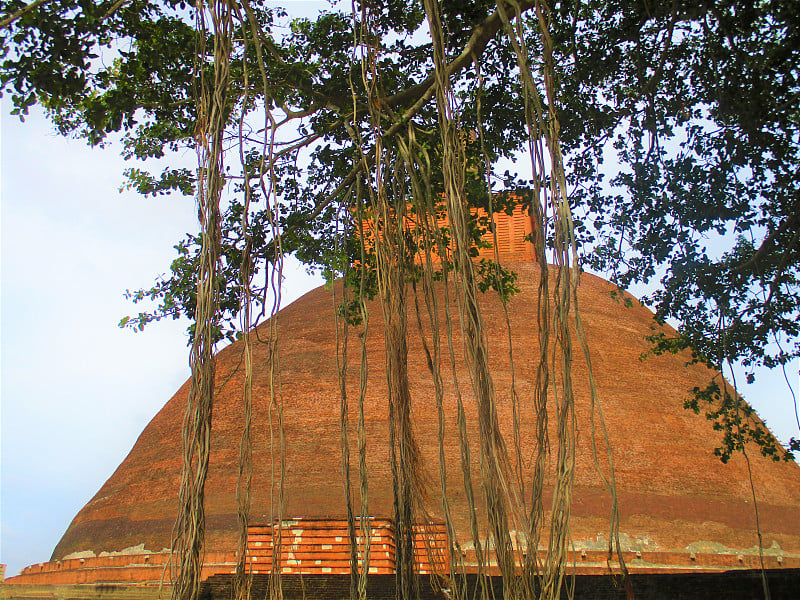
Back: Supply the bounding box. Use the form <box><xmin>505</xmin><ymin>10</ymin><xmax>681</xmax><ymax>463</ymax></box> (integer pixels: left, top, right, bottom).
<box><xmin>0</xmin><ymin>0</ymin><xmax>328</xmax><ymax>578</ymax></box>
<box><xmin>0</xmin><ymin>104</ymin><xmax>324</xmax><ymax>576</ymax></box>
<box><xmin>1</xmin><ymin>3</ymin><xmax>799</xmax><ymax>580</ymax></box>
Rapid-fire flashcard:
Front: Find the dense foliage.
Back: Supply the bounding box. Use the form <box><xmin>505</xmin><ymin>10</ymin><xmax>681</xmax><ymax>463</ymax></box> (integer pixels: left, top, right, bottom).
<box><xmin>3</xmin><ymin>0</ymin><xmax>798</xmax><ymax>456</ymax></box>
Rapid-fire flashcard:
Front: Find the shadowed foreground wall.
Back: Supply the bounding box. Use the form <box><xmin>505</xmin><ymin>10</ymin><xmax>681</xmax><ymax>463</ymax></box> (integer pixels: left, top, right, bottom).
<box><xmin>198</xmin><ymin>572</ymin><xmax>800</xmax><ymax>600</ymax></box>
<box><xmin>7</xmin><ymin>571</ymin><xmax>800</xmax><ymax>600</ymax></box>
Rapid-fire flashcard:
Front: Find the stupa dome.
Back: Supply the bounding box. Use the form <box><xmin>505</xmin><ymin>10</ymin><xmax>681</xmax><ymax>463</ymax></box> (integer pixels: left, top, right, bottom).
<box><xmin>50</xmin><ymin>257</ymin><xmax>800</xmax><ymax>566</ymax></box>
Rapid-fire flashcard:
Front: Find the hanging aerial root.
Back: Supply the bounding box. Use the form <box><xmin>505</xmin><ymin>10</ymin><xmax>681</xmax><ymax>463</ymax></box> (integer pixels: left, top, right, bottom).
<box><xmin>231</xmin><ymin>5</ymin><xmax>260</xmax><ymax>599</ymax></box>
<box><xmin>355</xmin><ymin>182</ymin><xmax>372</xmax><ymax>600</ymax></box>
<box><xmin>332</xmin><ymin>199</ymin><xmax>361</xmax><ymax>600</ymax></box>
<box><xmin>171</xmin><ymin>2</ymin><xmax>233</xmax><ymax>600</ymax></box>
<box><xmin>421</xmin><ymin>4</ymin><xmax>522</xmax><ymax>600</ymax></box>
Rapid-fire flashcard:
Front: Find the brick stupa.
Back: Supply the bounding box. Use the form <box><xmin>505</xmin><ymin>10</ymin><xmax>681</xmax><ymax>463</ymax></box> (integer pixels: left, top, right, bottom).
<box><xmin>8</xmin><ymin>209</ymin><xmax>800</xmax><ymax>585</ymax></box>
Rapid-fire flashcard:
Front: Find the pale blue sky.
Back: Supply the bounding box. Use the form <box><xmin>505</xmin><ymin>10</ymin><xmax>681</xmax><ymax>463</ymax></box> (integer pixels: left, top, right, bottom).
<box><xmin>0</xmin><ymin>1</ymin><xmax>330</xmax><ymax>577</ymax></box>
<box><xmin>0</xmin><ymin>104</ymin><xmax>323</xmax><ymax>576</ymax></box>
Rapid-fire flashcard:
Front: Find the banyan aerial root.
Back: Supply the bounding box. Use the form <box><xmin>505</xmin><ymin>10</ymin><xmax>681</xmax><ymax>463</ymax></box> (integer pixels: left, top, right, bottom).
<box><xmin>169</xmin><ymin>3</ymin><xmax>629</xmax><ymax>600</ymax></box>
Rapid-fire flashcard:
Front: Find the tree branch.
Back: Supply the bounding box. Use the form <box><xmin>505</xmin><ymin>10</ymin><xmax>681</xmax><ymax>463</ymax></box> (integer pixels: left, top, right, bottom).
<box><xmin>1</xmin><ymin>0</ymin><xmax>130</xmax><ymax>30</ymax></box>
<box><xmin>294</xmin><ymin>0</ymin><xmax>538</xmax><ymax>218</ymax></box>
<box><xmin>1</xmin><ymin>0</ymin><xmax>54</xmax><ymax>29</ymax></box>
<box><xmin>384</xmin><ymin>0</ymin><xmax>536</xmax><ymax>109</ymax></box>
<box><xmin>735</xmin><ymin>209</ymin><xmax>800</xmax><ymax>275</ymax></box>
<box><xmin>273</xmin><ymin>0</ymin><xmax>537</xmax><ymax>118</ymax></box>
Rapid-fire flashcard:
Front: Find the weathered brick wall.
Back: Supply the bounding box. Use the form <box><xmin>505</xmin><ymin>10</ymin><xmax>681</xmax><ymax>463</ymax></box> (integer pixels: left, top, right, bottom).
<box><xmin>0</xmin><ymin>583</ymin><xmax>173</xmax><ymax>600</ymax></box>
<box><xmin>6</xmin><ymin>565</ymin><xmax>799</xmax><ymax>598</ymax></box>
<box><xmin>4</xmin><ymin>552</ymin><xmax>237</xmax><ymax>585</ymax></box>
<box><xmin>5</xmin><ymin>519</ymin><xmax>451</xmax><ymax>585</ymax></box>
<box><xmin>50</xmin><ymin>261</ymin><xmax>800</xmax><ymax>565</ymax></box>
<box><xmin>7</xmin><ymin>545</ymin><xmax>798</xmax><ymax>586</ymax></box>
<box><xmin>456</xmin><ymin>547</ymin><xmax>800</xmax><ymax>574</ymax></box>
<box><xmin>248</xmin><ymin>519</ymin><xmax>397</xmax><ymax>575</ymax></box>
<box><xmin>247</xmin><ymin>518</ymin><xmax>448</xmax><ymax>575</ymax></box>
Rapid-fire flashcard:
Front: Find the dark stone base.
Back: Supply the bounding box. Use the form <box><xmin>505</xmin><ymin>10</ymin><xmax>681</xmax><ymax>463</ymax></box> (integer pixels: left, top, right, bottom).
<box><xmin>200</xmin><ymin>570</ymin><xmax>800</xmax><ymax>600</ymax></box>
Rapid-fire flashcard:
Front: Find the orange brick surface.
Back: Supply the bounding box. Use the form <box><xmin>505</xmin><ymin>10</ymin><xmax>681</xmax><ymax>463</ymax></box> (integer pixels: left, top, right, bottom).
<box><xmin>11</xmin><ymin>214</ymin><xmax>800</xmax><ymax>585</ymax></box>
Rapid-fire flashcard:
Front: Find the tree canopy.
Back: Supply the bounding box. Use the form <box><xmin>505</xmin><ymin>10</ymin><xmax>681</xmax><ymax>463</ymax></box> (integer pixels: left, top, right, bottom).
<box><xmin>3</xmin><ymin>0</ymin><xmax>799</xmax><ymax>598</ymax></box>
<box><xmin>4</xmin><ymin>0</ymin><xmax>797</xmax><ymax>448</ymax></box>
<box><xmin>4</xmin><ymin>0</ymin><xmax>797</xmax><ymax>369</ymax></box>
